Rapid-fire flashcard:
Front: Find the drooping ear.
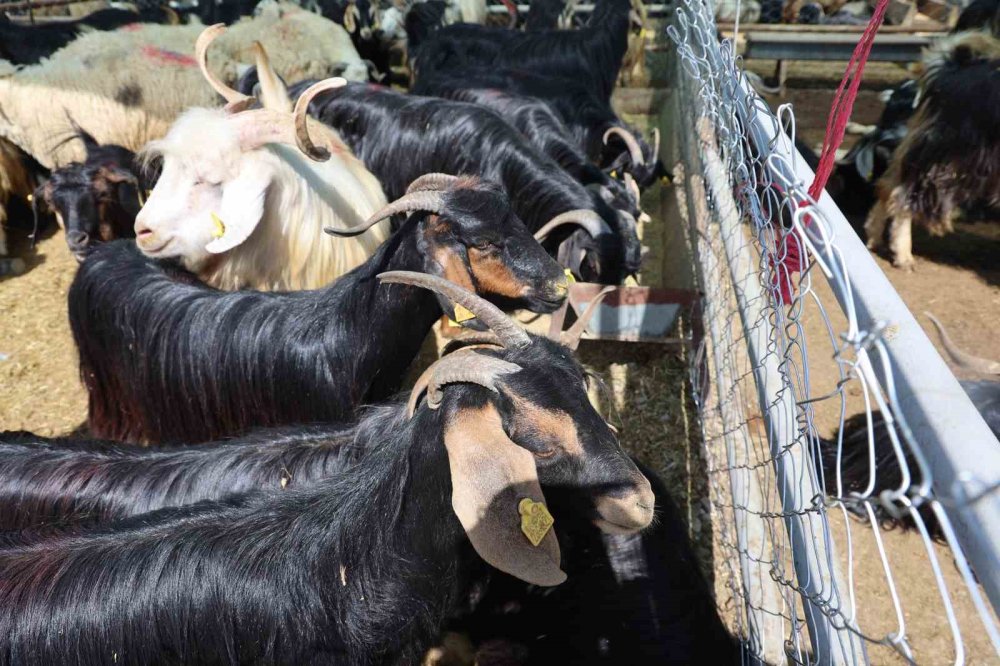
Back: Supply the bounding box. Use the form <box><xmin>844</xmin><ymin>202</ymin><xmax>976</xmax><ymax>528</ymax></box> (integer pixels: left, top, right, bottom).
<box><xmin>204</xmin><ymin>159</ymin><xmax>273</xmax><ymax>254</ymax></box>
<box><xmin>443</xmin><ymin>404</ymin><xmax>566</xmax><ymax>587</ymax></box>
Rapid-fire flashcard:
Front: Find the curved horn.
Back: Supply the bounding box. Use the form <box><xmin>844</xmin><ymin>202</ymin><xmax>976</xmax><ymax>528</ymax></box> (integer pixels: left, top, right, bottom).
<box><xmin>196</xmin><ymin>25</ymin><xmax>250</xmax><ymax>105</ymax></box>
<box><xmin>407</xmin><ymin>349</ymin><xmax>522</xmax><ymax>417</ymax></box>
<box><xmin>406</xmin><ymin>173</ymin><xmax>461</xmax><ymax>193</ymax></box>
<box><xmin>326</xmin><ymin>191</ymin><xmax>446</xmax><ymax>237</ymax></box>
<box><xmin>560</xmin><ymin>287</ymin><xmax>615</xmax><ymax>350</ymax></box>
<box><xmin>378</xmin><ymin>271</ymin><xmax>532</xmax><ymax>349</ymax></box>
<box><xmin>442</xmin><ymin>333</ymin><xmax>504</xmax><ymax>355</ymax></box>
<box><xmin>293</xmin><ymin>78</ymin><xmax>347</xmax><ymax>161</ymax></box>
<box><xmin>623</xmin><ymin>172</ymin><xmax>641</xmax><ymax>207</ymax></box>
<box><xmin>651</xmin><ymin>127</ymin><xmax>661</xmax><ymax>163</ymax></box>
<box><xmin>925</xmin><ymin>312</ymin><xmax>1000</xmax><ymax>375</ymax></box>
<box><xmin>534</xmin><ymin>210</ymin><xmax>611</xmax><ymax>241</ymax></box>
<box><xmin>603</xmin><ymin>126</ymin><xmax>645</xmax><ymax>166</ymax></box>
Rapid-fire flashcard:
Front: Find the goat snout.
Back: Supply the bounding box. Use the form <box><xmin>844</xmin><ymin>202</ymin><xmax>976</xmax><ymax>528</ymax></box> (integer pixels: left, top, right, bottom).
<box><xmin>593</xmin><ymin>475</ymin><xmax>655</xmax><ymax>534</ymax></box>
<box><xmin>66</xmin><ymin>230</ymin><xmax>89</xmax><ymax>249</ymax></box>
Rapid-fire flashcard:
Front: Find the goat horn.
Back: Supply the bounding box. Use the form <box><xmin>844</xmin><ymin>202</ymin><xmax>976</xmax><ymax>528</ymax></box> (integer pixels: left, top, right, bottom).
<box><xmin>558</xmin><ymin>287</ymin><xmax>615</xmax><ymax>350</ymax></box>
<box><xmin>407</xmin><ymin>349</ymin><xmax>521</xmax><ymax>417</ymax></box>
<box><xmin>292</xmin><ymin>78</ymin><xmax>347</xmax><ymax>161</ymax></box>
<box><xmin>603</xmin><ymin>127</ymin><xmax>645</xmax><ymax>166</ymax></box>
<box><xmin>406</xmin><ymin>173</ymin><xmax>461</xmax><ymax>193</ymax></box>
<box><xmin>442</xmin><ymin>333</ymin><xmax>504</xmax><ymax>355</ymax></box>
<box><xmin>925</xmin><ymin>312</ymin><xmax>1000</xmax><ymax>375</ymax></box>
<box><xmin>326</xmin><ymin>191</ymin><xmax>446</xmax><ymax>237</ymax></box>
<box><xmin>378</xmin><ymin>271</ymin><xmax>532</xmax><ymax>349</ymax></box>
<box><xmin>652</xmin><ymin>127</ymin><xmax>661</xmax><ymax>162</ymax></box>
<box><xmin>534</xmin><ymin>210</ymin><xmax>611</xmax><ymax>241</ymax></box>
<box><xmin>196</xmin><ymin>25</ymin><xmax>251</xmax><ymax>105</ymax></box>
<box><xmin>624</xmin><ymin>172</ymin><xmax>641</xmax><ymax>206</ymax></box>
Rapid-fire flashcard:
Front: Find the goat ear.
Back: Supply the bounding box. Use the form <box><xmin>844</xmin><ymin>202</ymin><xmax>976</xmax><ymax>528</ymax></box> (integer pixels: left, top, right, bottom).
<box><xmin>443</xmin><ymin>404</ymin><xmax>566</xmax><ymax>587</ymax></box>
<box><xmin>204</xmin><ymin>160</ymin><xmax>272</xmax><ymax>254</ymax></box>
<box><xmin>96</xmin><ymin>166</ymin><xmax>137</xmax><ymax>186</ymax></box>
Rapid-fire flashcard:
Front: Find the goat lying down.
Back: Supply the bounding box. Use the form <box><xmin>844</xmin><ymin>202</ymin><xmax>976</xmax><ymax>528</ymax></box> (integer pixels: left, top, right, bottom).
<box><xmin>865</xmin><ymin>30</ymin><xmax>1000</xmax><ymax>268</ymax></box>
<box><xmin>134</xmin><ymin>27</ymin><xmax>389</xmax><ymax>291</ymax></box>
<box><xmin>289</xmin><ymin>80</ymin><xmax>641</xmax><ymax>283</ymax></box>
<box><xmin>73</xmin><ymin>176</ymin><xmax>566</xmax><ymax>444</ymax></box>
<box><xmin>0</xmin><ymin>285</ymin><xmax>609</xmax><ymax>534</ymax></box>
<box><xmin>0</xmin><ymin>272</ymin><xmax>655</xmax><ymax>665</ymax></box>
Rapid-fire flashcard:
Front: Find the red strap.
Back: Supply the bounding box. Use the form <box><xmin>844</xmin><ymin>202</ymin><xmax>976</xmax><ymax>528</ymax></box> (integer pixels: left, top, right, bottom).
<box><xmin>808</xmin><ymin>0</ymin><xmax>891</xmax><ymax>199</ymax></box>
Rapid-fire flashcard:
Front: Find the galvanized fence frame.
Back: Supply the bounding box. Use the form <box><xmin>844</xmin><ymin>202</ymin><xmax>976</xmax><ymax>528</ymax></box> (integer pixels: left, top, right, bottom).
<box><xmin>666</xmin><ymin>0</ymin><xmax>1000</xmax><ymax>663</ymax></box>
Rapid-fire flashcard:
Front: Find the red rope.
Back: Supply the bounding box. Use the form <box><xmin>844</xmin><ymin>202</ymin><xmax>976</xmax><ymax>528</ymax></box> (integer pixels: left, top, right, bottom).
<box><xmin>772</xmin><ymin>0</ymin><xmax>890</xmax><ymax>303</ymax></box>
<box><xmin>808</xmin><ymin>0</ymin><xmax>892</xmax><ymax>199</ymax></box>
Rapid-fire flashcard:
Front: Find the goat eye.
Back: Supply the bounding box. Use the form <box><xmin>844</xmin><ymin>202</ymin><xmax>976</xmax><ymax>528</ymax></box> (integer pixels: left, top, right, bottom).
<box><xmin>532</xmin><ymin>447</ymin><xmax>557</xmax><ymax>459</ymax></box>
<box><xmin>473</xmin><ymin>240</ymin><xmax>499</xmax><ymax>252</ymax></box>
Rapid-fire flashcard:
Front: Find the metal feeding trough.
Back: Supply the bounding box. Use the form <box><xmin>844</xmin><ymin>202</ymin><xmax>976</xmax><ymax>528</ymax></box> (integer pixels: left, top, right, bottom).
<box><xmin>547</xmin><ymin>283</ymin><xmax>699</xmax><ymax>344</ymax></box>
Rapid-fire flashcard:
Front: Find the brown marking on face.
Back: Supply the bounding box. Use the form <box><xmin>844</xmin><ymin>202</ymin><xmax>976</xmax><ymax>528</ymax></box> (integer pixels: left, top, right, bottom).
<box><xmin>444</xmin><ymin>403</ymin><xmax>565</xmax><ymax>586</ymax></box>
<box><xmin>508</xmin><ymin>392</ymin><xmax>584</xmax><ymax>458</ymax></box>
<box><xmin>468</xmin><ymin>248</ymin><xmax>527</xmax><ymax>299</ymax></box>
<box><xmin>423</xmin><ymin>214</ymin><xmax>476</xmax><ymax>294</ymax></box>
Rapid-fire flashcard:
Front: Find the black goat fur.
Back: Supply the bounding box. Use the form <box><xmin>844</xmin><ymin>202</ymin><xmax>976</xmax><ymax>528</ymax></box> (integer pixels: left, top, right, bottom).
<box><xmin>818</xmin><ymin>380</ymin><xmax>1000</xmax><ymax>539</ymax></box>
<box><xmin>407</xmin><ymin>0</ymin><xmax>630</xmax><ymax>103</ymax></box>
<box><xmin>289</xmin><ymin>80</ymin><xmax>640</xmax><ymax>281</ymax></box>
<box><xmin>0</xmin><ymin>332</ymin><xmax>652</xmax><ymax>665</ymax></box>
<box><xmin>0</xmin><ymin>425</ymin><xmax>363</xmax><ymax>532</ymax></box>
<box><xmin>406</xmin><ymin>84</ymin><xmax>638</xmax><ymax>216</ymax></box>
<box><xmin>889</xmin><ymin>36</ymin><xmax>1000</xmax><ymax>226</ymax></box>
<box><xmin>0</xmin><ymin>8</ymin><xmax>173</xmax><ymax>65</ymax></box>
<box><xmin>450</xmin><ymin>460</ymin><xmax>740</xmax><ymax>665</ymax></box>
<box><xmin>71</xmin><ymin>181</ymin><xmax>565</xmax><ymax>443</ymax></box>
<box><xmin>411</xmin><ymin>66</ymin><xmax>663</xmax><ymax>188</ymax></box>
<box><xmin>33</xmin><ymin>128</ymin><xmax>147</xmax><ymax>259</ymax></box>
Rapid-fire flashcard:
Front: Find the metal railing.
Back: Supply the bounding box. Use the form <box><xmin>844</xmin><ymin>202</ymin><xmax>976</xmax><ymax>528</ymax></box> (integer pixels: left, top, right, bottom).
<box><xmin>666</xmin><ymin>0</ymin><xmax>1000</xmax><ymax>662</ymax></box>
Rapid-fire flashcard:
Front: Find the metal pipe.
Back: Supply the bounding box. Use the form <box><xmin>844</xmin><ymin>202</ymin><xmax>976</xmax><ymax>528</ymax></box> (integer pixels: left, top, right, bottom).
<box><xmin>698</xmin><ymin>118</ymin><xmax>867</xmax><ymax>665</ymax></box>
<box><xmin>743</xmin><ymin>85</ymin><xmax>1000</xmax><ymax>618</ymax></box>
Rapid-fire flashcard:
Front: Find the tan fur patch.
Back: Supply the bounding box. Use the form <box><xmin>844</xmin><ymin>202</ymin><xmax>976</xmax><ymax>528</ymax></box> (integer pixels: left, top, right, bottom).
<box><xmin>469</xmin><ymin>248</ymin><xmax>527</xmax><ymax>299</ymax></box>
<box><xmin>509</xmin><ymin>393</ymin><xmax>584</xmax><ymax>458</ymax></box>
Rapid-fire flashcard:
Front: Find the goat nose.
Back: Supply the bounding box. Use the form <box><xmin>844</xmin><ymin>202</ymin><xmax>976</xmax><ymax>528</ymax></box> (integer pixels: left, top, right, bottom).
<box><xmin>66</xmin><ymin>230</ymin><xmax>89</xmax><ymax>248</ymax></box>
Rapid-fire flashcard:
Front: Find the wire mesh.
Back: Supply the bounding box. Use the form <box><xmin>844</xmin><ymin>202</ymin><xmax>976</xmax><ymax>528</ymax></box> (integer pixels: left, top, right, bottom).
<box><xmin>665</xmin><ymin>2</ymin><xmax>1000</xmax><ymax>663</ymax></box>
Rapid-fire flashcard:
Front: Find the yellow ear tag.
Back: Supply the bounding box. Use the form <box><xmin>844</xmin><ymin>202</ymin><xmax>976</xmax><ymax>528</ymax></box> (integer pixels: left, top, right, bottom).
<box><xmin>518</xmin><ymin>498</ymin><xmax>555</xmax><ymax>547</ymax></box>
<box><xmin>453</xmin><ymin>303</ymin><xmax>476</xmax><ymax>323</ymax></box>
<box><xmin>563</xmin><ymin>269</ymin><xmax>577</xmax><ymax>285</ymax></box>
<box><xmin>211</xmin><ymin>212</ymin><xmax>226</xmax><ymax>239</ymax></box>
<box><xmin>25</xmin><ymin>193</ymin><xmax>33</xmax><ymax>202</ymax></box>
<box><xmin>610</xmin><ymin>170</ymin><xmax>618</xmax><ymax>179</ymax></box>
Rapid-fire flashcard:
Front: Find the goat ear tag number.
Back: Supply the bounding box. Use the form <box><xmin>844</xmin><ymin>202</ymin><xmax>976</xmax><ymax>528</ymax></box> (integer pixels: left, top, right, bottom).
<box><xmin>518</xmin><ymin>498</ymin><xmax>554</xmax><ymax>547</ymax></box>
<box><xmin>211</xmin><ymin>212</ymin><xmax>226</xmax><ymax>239</ymax></box>
<box><xmin>453</xmin><ymin>304</ymin><xmax>476</xmax><ymax>323</ymax></box>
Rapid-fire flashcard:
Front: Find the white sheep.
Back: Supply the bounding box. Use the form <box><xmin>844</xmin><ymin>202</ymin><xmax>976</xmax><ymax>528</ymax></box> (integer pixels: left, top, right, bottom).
<box><xmin>134</xmin><ymin>26</ymin><xmax>389</xmax><ymax>291</ymax></box>
<box><xmin>0</xmin><ymin>2</ymin><xmax>367</xmax><ymax>172</ymax></box>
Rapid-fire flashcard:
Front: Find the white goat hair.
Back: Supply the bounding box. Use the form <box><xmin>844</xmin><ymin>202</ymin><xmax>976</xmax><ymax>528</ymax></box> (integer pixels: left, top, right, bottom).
<box><xmin>133</xmin><ymin>34</ymin><xmax>389</xmax><ymax>292</ymax></box>
<box><xmin>0</xmin><ymin>3</ymin><xmax>366</xmax><ymax>171</ymax></box>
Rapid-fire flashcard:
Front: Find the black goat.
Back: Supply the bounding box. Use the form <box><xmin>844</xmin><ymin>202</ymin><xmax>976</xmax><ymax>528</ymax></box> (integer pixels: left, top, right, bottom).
<box><xmin>411</xmin><ymin>66</ymin><xmax>663</xmax><ymax>188</ymax></box>
<box><xmin>832</xmin><ymin>80</ymin><xmax>918</xmax><ymax>221</ymax></box>
<box><xmin>407</xmin><ymin>0</ymin><xmax>630</xmax><ymax>103</ymax></box>
<box><xmin>289</xmin><ymin>80</ymin><xmax>641</xmax><ymax>281</ymax></box>
<box><xmin>0</xmin><ymin>7</ymin><xmax>175</xmax><ymax>65</ymax></box>
<box><xmin>525</xmin><ymin>0</ymin><xmax>573</xmax><ymax>30</ymax></box>
<box><xmin>865</xmin><ymin>31</ymin><xmax>1000</xmax><ymax>268</ymax></box>
<box><xmin>0</xmin><ymin>271</ymin><xmax>655</xmax><ymax>665</ymax></box>
<box><xmin>71</xmin><ymin>177</ymin><xmax>566</xmax><ymax>444</ymax></box>
<box><xmin>0</xmin><ymin>425</ymin><xmax>360</xmax><ymax>532</ymax></box>
<box><xmin>818</xmin><ymin>379</ymin><xmax>999</xmax><ymax>539</ymax></box>
<box><xmin>451</xmin><ymin>459</ymin><xmax>739</xmax><ymax>665</ymax></box>
<box><xmin>408</xmin><ymin>84</ymin><xmax>641</xmax><ymax>216</ymax></box>
<box><xmin>32</xmin><ymin>129</ymin><xmax>147</xmax><ymax>261</ymax></box>
<box><xmin>0</xmin><ymin>274</ymin><xmax>612</xmax><ymax>533</ymax></box>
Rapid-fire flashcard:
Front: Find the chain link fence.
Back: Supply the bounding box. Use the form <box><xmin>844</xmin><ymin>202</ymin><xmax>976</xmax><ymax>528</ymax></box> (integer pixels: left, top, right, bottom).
<box><xmin>664</xmin><ymin>1</ymin><xmax>1000</xmax><ymax>663</ymax></box>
